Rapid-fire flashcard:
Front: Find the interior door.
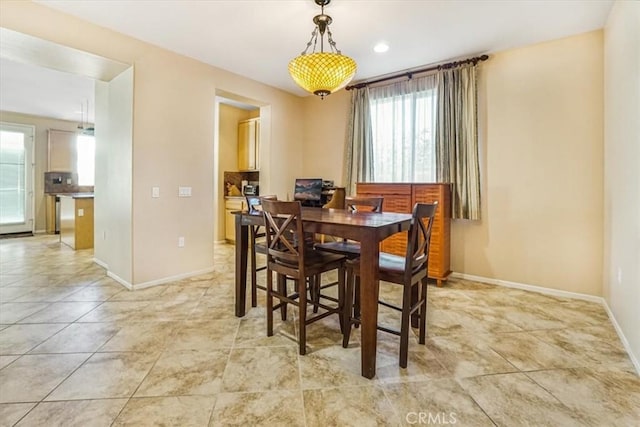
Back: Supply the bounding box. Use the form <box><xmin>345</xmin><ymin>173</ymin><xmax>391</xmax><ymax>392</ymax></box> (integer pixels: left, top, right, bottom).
<box><xmin>0</xmin><ymin>123</ymin><xmax>34</xmax><ymax>234</ymax></box>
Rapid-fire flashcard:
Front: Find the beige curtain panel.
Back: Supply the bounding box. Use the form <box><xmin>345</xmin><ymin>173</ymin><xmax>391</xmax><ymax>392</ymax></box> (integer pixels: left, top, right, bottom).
<box><xmin>436</xmin><ymin>65</ymin><xmax>481</xmax><ymax>220</ymax></box>
<box><xmin>343</xmin><ymin>88</ymin><xmax>374</xmax><ymax>196</ymax></box>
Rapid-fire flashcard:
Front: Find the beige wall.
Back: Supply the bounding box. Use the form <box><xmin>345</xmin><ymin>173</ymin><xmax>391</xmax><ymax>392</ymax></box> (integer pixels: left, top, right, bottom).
<box><xmin>603</xmin><ymin>1</ymin><xmax>640</xmax><ymax>368</ymax></box>
<box><xmin>454</xmin><ymin>31</ymin><xmax>604</xmax><ymax>295</ymax></box>
<box><xmin>1</xmin><ymin>1</ymin><xmax>305</xmax><ymax>285</ymax></box>
<box><xmin>0</xmin><ymin>111</ymin><xmax>79</xmax><ymax>232</ymax></box>
<box><xmin>302</xmin><ymin>90</ymin><xmax>350</xmax><ymax>187</ymax></box>
<box><xmin>303</xmin><ymin>31</ymin><xmax>605</xmax><ymax>296</ymax></box>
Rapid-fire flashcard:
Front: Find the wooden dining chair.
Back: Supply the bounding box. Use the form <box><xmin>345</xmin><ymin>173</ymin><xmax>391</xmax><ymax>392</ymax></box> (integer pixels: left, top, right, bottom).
<box><xmin>315</xmin><ymin>195</ymin><xmax>384</xmax><ymax>257</ymax></box>
<box><xmin>313</xmin><ymin>195</ymin><xmax>384</xmax><ymax>314</ymax></box>
<box><xmin>261</xmin><ymin>199</ymin><xmax>348</xmax><ymax>355</ymax></box>
<box><xmin>246</xmin><ymin>195</ymin><xmax>277</xmax><ymax>308</ymax></box>
<box><xmin>322</xmin><ymin>187</ymin><xmax>346</xmax><ymax>210</ymax></box>
<box><xmin>343</xmin><ymin>202</ymin><xmax>438</xmax><ymax>368</ymax></box>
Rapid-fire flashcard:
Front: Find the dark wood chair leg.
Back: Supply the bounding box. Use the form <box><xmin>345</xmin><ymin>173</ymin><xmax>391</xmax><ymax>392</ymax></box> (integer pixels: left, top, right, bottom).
<box><xmin>399</xmin><ymin>279</ymin><xmax>413</xmax><ymax>369</ymax></box>
<box><xmin>353</xmin><ymin>277</ymin><xmax>361</xmax><ymax>328</ymax></box>
<box><xmin>342</xmin><ymin>266</ymin><xmax>354</xmax><ymax>348</ymax></box>
<box><xmin>337</xmin><ymin>265</ymin><xmax>346</xmax><ymax>335</ymax></box>
<box><xmin>312</xmin><ymin>274</ymin><xmax>321</xmax><ymax>313</ymax></box>
<box><xmin>266</xmin><ymin>267</ymin><xmax>274</xmax><ymax>337</ymax></box>
<box><xmin>419</xmin><ymin>277</ymin><xmax>428</xmax><ymax>344</ymax></box>
<box><xmin>278</xmin><ymin>275</ymin><xmax>287</xmax><ymax>321</ymax></box>
<box><xmin>250</xmin><ymin>228</ymin><xmax>258</xmax><ymax>307</ymax></box>
<box><xmin>298</xmin><ymin>277</ymin><xmax>307</xmax><ymax>355</ymax></box>
<box><xmin>411</xmin><ymin>279</ymin><xmax>419</xmax><ymax>328</ymax></box>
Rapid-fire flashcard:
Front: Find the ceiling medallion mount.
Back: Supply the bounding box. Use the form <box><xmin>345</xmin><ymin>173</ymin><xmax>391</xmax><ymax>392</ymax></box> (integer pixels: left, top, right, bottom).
<box><xmin>288</xmin><ymin>0</ymin><xmax>357</xmax><ymax>99</ymax></box>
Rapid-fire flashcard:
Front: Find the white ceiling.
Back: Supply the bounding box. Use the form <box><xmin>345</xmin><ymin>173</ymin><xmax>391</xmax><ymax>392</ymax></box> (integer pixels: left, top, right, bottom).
<box><xmin>0</xmin><ymin>57</ymin><xmax>95</xmax><ymax>124</ymax></box>
<box><xmin>1</xmin><ymin>0</ymin><xmax>614</xmax><ymax>122</ymax></box>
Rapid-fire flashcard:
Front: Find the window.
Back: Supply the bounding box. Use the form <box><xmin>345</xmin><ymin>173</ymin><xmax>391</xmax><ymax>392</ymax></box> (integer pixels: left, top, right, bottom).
<box><xmin>76</xmin><ymin>134</ymin><xmax>95</xmax><ymax>186</ymax></box>
<box><xmin>369</xmin><ymin>76</ymin><xmax>437</xmax><ymax>183</ymax></box>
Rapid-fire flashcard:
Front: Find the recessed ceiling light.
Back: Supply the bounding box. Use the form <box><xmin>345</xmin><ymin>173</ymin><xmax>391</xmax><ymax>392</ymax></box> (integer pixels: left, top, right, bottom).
<box><xmin>374</xmin><ymin>42</ymin><xmax>389</xmax><ymax>53</ymax></box>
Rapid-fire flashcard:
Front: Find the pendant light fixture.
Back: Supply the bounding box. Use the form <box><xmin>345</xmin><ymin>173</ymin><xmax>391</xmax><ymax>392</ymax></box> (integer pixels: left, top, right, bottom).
<box><xmin>288</xmin><ymin>0</ymin><xmax>357</xmax><ymax>99</ymax></box>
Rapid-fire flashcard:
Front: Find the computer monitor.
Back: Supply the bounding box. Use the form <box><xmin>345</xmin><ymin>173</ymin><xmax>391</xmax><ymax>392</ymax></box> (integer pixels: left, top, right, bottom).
<box><xmin>294</xmin><ymin>178</ymin><xmax>323</xmax><ymax>202</ymax></box>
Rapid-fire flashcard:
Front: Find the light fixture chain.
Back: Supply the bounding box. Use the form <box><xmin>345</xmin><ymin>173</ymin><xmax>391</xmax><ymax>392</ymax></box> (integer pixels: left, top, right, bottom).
<box><xmin>301</xmin><ymin>27</ymin><xmax>319</xmax><ymax>55</ymax></box>
<box><xmin>312</xmin><ymin>25</ymin><xmax>319</xmax><ymax>53</ymax></box>
<box><xmin>326</xmin><ymin>27</ymin><xmax>341</xmax><ymax>54</ymax></box>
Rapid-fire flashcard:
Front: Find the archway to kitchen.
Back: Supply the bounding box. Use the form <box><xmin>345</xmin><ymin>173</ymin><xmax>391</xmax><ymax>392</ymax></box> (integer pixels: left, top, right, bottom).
<box><xmin>213</xmin><ymin>89</ymin><xmax>270</xmax><ymax>244</ymax></box>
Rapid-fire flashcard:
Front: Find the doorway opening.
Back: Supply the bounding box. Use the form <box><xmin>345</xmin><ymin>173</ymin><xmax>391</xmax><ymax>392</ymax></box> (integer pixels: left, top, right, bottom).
<box><xmin>213</xmin><ymin>90</ymin><xmax>269</xmax><ymax>243</ymax></box>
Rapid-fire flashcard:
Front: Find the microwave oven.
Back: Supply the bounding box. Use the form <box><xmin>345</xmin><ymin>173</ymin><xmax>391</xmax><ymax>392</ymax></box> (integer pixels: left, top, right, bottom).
<box><xmin>242</xmin><ymin>184</ymin><xmax>258</xmax><ymax>196</ymax></box>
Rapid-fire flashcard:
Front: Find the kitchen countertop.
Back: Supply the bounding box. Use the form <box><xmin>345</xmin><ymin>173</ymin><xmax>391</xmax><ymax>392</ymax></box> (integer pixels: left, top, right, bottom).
<box><xmin>57</xmin><ymin>193</ymin><xmax>95</xmax><ymax>199</ymax></box>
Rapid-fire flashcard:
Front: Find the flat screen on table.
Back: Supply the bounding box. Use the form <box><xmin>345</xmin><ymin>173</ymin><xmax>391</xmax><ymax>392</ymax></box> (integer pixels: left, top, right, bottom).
<box><xmin>293</xmin><ymin>178</ymin><xmax>322</xmax><ymax>201</ymax></box>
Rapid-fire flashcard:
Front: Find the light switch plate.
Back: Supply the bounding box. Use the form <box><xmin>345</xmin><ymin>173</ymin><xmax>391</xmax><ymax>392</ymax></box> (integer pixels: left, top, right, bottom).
<box><xmin>178</xmin><ymin>187</ymin><xmax>192</xmax><ymax>197</ymax></box>
<box><xmin>78</xmin><ymin>208</ymin><xmax>84</xmax><ymax>217</ymax></box>
<box><xmin>152</xmin><ymin>187</ymin><xmax>160</xmax><ymax>198</ymax></box>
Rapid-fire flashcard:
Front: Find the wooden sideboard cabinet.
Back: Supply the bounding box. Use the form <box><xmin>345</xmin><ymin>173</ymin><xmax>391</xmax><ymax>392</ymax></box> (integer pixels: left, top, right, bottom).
<box><xmin>356</xmin><ymin>183</ymin><xmax>451</xmax><ymax>285</ymax></box>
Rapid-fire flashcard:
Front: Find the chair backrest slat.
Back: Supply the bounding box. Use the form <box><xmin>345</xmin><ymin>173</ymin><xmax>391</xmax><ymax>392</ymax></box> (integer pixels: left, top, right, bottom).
<box><xmin>345</xmin><ymin>196</ymin><xmax>384</xmax><ymax>213</ymax></box>
<box><xmin>405</xmin><ymin>202</ymin><xmax>438</xmax><ymax>275</ymax></box>
<box><xmin>262</xmin><ymin>199</ymin><xmax>306</xmax><ymax>272</ymax></box>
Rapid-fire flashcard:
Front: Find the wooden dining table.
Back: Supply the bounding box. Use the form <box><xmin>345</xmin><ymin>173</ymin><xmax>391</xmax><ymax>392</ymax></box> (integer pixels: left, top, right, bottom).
<box><xmin>234</xmin><ymin>207</ymin><xmax>413</xmax><ymax>379</ymax></box>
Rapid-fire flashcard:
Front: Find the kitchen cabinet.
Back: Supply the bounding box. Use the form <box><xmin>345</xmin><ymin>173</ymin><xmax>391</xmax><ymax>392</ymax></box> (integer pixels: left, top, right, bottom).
<box><xmin>59</xmin><ymin>194</ymin><xmax>94</xmax><ymax>250</ymax></box>
<box><xmin>238</xmin><ymin>118</ymin><xmax>259</xmax><ymax>171</ymax></box>
<box><xmin>225</xmin><ymin>197</ymin><xmax>246</xmax><ymax>242</ymax></box>
<box><xmin>356</xmin><ymin>183</ymin><xmax>451</xmax><ymax>286</ymax></box>
<box><xmin>48</xmin><ymin>130</ymin><xmax>76</xmax><ymax>172</ymax></box>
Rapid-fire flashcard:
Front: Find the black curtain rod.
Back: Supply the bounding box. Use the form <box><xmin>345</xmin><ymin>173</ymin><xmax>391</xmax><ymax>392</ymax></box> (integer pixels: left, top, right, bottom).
<box><xmin>346</xmin><ymin>54</ymin><xmax>489</xmax><ymax>91</ymax></box>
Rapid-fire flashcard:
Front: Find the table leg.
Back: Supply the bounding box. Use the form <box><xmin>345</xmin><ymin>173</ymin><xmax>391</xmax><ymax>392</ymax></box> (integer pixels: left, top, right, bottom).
<box><xmin>235</xmin><ymin>214</ymin><xmax>249</xmax><ymax>317</ymax></box>
<box><xmin>359</xmin><ymin>234</ymin><xmax>380</xmax><ymax>379</ymax></box>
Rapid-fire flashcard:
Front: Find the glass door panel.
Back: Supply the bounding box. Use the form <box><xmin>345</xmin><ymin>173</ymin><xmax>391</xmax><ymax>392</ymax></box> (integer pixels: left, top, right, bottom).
<box><xmin>0</xmin><ymin>123</ymin><xmax>34</xmax><ymax>234</ymax></box>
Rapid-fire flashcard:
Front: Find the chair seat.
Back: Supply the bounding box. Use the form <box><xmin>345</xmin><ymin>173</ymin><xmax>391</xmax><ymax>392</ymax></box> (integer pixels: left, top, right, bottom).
<box><xmin>274</xmin><ymin>249</ymin><xmax>345</xmax><ymax>275</ymax></box>
<box><xmin>349</xmin><ymin>252</ymin><xmax>420</xmax><ymax>278</ymax></box>
<box><xmin>315</xmin><ymin>241</ymin><xmax>362</xmax><ymax>258</ymax></box>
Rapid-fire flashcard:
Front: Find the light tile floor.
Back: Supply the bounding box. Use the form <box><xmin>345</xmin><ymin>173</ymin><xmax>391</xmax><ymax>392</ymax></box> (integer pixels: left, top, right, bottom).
<box><xmin>0</xmin><ymin>235</ymin><xmax>638</xmax><ymax>426</ymax></box>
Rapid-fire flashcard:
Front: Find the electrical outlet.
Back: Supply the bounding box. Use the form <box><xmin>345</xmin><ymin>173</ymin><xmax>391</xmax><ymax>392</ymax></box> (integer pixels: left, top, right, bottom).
<box><xmin>178</xmin><ymin>237</ymin><xmax>185</xmax><ymax>247</ymax></box>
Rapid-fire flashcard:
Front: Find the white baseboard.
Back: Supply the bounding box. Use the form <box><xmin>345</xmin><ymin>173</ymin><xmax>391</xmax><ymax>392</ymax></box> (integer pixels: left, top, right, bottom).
<box><xmin>92</xmin><ymin>258</ymin><xmax>108</xmax><ymax>270</ymax></box>
<box><xmin>451</xmin><ymin>272</ymin><xmax>639</xmax><ymax>375</ymax></box>
<box><xmin>450</xmin><ymin>272</ymin><xmax>603</xmax><ymax>303</ymax></box>
<box><xmin>93</xmin><ymin>256</ymin><xmax>214</xmax><ymax>292</ymax></box>
<box><xmin>131</xmin><ymin>266</ymin><xmax>215</xmax><ymax>290</ymax></box>
<box><xmin>33</xmin><ymin>229</ymin><xmax>46</xmax><ymax>234</ymax></box>
<box><xmin>107</xmin><ymin>270</ymin><xmax>133</xmax><ymax>290</ymax></box>
<box><xmin>602</xmin><ymin>301</ymin><xmax>640</xmax><ymax>375</ymax></box>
